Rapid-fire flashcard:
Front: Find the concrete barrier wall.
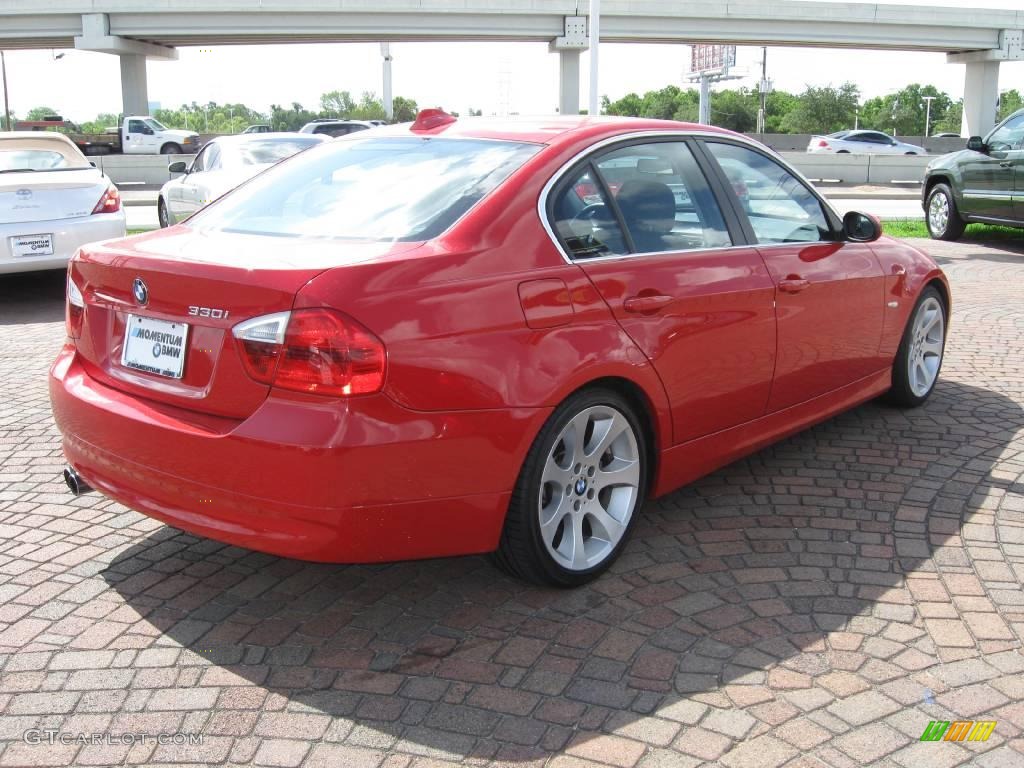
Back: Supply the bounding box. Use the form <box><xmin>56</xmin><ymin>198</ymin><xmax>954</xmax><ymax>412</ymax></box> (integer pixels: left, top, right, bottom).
<box><xmin>95</xmin><ymin>150</ymin><xmax>931</xmax><ymax>188</ymax></box>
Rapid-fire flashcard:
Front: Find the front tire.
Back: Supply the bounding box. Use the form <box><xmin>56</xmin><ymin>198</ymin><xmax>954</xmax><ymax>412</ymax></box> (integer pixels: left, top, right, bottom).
<box><xmin>493</xmin><ymin>388</ymin><xmax>648</xmax><ymax>587</ymax></box>
<box><xmin>157</xmin><ymin>198</ymin><xmax>170</xmax><ymax>228</ymax></box>
<box><xmin>926</xmin><ymin>183</ymin><xmax>965</xmax><ymax>241</ymax></box>
<box><xmin>160</xmin><ymin>143</ymin><xmax>181</xmax><ymax>155</ymax></box>
<box><xmin>887</xmin><ymin>286</ymin><xmax>947</xmax><ymax>407</ymax></box>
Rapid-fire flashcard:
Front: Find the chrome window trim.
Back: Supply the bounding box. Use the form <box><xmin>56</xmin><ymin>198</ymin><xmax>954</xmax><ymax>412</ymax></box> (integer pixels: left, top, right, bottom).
<box><xmin>537</xmin><ymin>130</ymin><xmax>842</xmax><ymax>265</ymax></box>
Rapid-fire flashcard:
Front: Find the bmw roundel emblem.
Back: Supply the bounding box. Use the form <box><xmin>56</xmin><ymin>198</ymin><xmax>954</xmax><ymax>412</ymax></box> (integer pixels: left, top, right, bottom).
<box><xmin>132</xmin><ymin>278</ymin><xmax>148</xmax><ymax>306</ymax></box>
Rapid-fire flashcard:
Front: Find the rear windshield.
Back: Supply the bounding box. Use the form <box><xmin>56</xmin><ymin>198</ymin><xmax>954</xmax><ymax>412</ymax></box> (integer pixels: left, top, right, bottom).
<box><xmin>0</xmin><ymin>149</ymin><xmax>76</xmax><ymax>172</ymax></box>
<box><xmin>188</xmin><ymin>136</ymin><xmax>540</xmax><ymax>242</ymax></box>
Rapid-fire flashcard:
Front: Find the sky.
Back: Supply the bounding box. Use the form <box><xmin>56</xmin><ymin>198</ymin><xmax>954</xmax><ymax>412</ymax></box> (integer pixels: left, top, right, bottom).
<box><xmin>2</xmin><ymin>0</ymin><xmax>1022</xmax><ymax>122</ymax></box>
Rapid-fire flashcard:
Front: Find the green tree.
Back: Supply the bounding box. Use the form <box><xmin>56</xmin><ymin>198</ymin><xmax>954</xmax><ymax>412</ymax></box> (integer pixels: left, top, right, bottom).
<box><xmin>998</xmin><ymin>89</ymin><xmax>1023</xmax><ymax>121</ymax></box>
<box><xmin>859</xmin><ymin>84</ymin><xmax>951</xmax><ymax>136</ymax></box>
<box><xmin>711</xmin><ymin>88</ymin><xmax>757</xmax><ymax>132</ymax></box>
<box><xmin>320</xmin><ymin>90</ymin><xmax>356</xmax><ymax>117</ymax></box>
<box><xmin>932</xmin><ymin>100</ymin><xmax>962</xmax><ymax>135</ymax></box>
<box><xmin>392</xmin><ymin>96</ymin><xmax>419</xmax><ymax>122</ymax></box>
<box><xmin>780</xmin><ymin>83</ymin><xmax>860</xmax><ymax>134</ymax></box>
<box><xmin>26</xmin><ymin>106</ymin><xmax>61</xmax><ymax>120</ymax></box>
<box><xmin>764</xmin><ymin>90</ymin><xmax>799</xmax><ymax>133</ymax></box>
<box><xmin>79</xmin><ymin>112</ymin><xmax>120</xmax><ymax>133</ymax></box>
<box><xmin>350</xmin><ymin>91</ymin><xmax>387</xmax><ymax>121</ymax></box>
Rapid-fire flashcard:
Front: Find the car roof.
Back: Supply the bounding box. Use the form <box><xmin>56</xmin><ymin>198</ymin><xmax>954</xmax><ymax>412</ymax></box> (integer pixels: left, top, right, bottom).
<box><xmin>356</xmin><ymin>115</ymin><xmax>738</xmax><ymax>148</ymax></box>
<box><xmin>0</xmin><ymin>131</ymin><xmax>91</xmax><ymax>165</ymax></box>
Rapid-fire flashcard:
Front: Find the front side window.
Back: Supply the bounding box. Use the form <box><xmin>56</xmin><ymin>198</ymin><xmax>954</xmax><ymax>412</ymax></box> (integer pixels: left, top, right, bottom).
<box><xmin>128</xmin><ymin>120</ymin><xmax>146</xmax><ymax>134</ymax></box>
<box><xmin>595</xmin><ymin>142</ymin><xmax>731</xmax><ymax>253</ymax></box>
<box><xmin>987</xmin><ymin>115</ymin><xmax>1024</xmax><ymax>152</ymax></box>
<box><xmin>706</xmin><ymin>142</ymin><xmax>832</xmax><ymax>244</ymax></box>
<box><xmin>188</xmin><ymin>136</ymin><xmax>540</xmax><ymax>242</ymax></box>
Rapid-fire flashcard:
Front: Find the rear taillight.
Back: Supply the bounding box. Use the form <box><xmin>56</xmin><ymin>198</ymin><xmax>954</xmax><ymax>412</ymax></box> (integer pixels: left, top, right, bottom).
<box><xmin>66</xmin><ymin>272</ymin><xmax>84</xmax><ymax>339</ymax></box>
<box><xmin>817</xmin><ymin>140</ymin><xmax>829</xmax><ymax>148</ymax></box>
<box><xmin>232</xmin><ymin>309</ymin><xmax>386</xmax><ymax>396</ymax></box>
<box><xmin>91</xmin><ymin>185</ymin><xmax>121</xmax><ymax>214</ymax></box>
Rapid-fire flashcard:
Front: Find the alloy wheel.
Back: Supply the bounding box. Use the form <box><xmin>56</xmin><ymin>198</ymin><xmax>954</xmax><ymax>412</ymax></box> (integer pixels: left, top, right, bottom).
<box><xmin>907</xmin><ymin>296</ymin><xmax>945</xmax><ymax>397</ymax></box>
<box><xmin>928</xmin><ymin>191</ymin><xmax>949</xmax><ymax>236</ymax></box>
<box><xmin>538</xmin><ymin>405</ymin><xmax>641</xmax><ymax>571</ymax></box>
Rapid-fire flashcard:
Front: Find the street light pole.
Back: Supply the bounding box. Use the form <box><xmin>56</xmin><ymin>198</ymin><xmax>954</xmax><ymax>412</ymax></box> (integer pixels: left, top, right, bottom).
<box><xmin>1</xmin><ymin>51</ymin><xmax>10</xmax><ymax>131</ymax></box>
<box><xmin>588</xmin><ymin>0</ymin><xmax>600</xmax><ymax>115</ymax></box>
<box><xmin>922</xmin><ymin>95</ymin><xmax>935</xmax><ymax>138</ymax></box>
<box><xmin>757</xmin><ymin>46</ymin><xmax>767</xmax><ymax>135</ymax></box>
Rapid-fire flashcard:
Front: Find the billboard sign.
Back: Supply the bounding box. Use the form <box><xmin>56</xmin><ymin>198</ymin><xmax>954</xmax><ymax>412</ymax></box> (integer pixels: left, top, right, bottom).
<box><xmin>690</xmin><ymin>44</ymin><xmax>737</xmax><ymax>75</ymax></box>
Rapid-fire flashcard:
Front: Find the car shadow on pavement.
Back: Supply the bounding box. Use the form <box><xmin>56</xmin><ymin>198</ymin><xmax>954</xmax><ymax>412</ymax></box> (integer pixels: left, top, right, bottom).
<box><xmin>0</xmin><ymin>269</ymin><xmax>66</xmax><ymax>326</ymax></box>
<box><xmin>98</xmin><ymin>377</ymin><xmax>1024</xmax><ymax>762</ymax></box>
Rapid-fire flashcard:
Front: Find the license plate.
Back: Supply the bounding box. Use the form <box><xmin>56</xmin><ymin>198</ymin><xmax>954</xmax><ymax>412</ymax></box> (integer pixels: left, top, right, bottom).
<box><xmin>11</xmin><ymin>233</ymin><xmax>53</xmax><ymax>257</ymax></box>
<box><xmin>121</xmin><ymin>314</ymin><xmax>189</xmax><ymax>379</ymax></box>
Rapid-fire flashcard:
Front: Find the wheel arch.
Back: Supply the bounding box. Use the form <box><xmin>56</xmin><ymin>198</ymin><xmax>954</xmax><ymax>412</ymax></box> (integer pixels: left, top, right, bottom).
<box><xmin>567</xmin><ymin>376</ymin><xmax>662</xmax><ymax>497</ymax></box>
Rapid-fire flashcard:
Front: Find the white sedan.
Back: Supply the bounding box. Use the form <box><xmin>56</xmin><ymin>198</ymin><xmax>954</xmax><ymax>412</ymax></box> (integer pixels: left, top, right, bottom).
<box><xmin>158</xmin><ymin>133</ymin><xmax>326</xmax><ymax>227</ymax></box>
<box><xmin>807</xmin><ymin>130</ymin><xmax>926</xmax><ymax>155</ymax></box>
<box><xmin>1</xmin><ymin>132</ymin><xmax>125</xmax><ymax>274</ymax></box>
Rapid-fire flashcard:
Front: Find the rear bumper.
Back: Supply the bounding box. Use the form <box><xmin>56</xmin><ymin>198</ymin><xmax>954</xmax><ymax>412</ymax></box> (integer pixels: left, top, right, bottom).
<box><xmin>0</xmin><ymin>212</ymin><xmax>125</xmax><ymax>274</ymax></box>
<box><xmin>50</xmin><ymin>345</ymin><xmax>549</xmax><ymax>562</ymax></box>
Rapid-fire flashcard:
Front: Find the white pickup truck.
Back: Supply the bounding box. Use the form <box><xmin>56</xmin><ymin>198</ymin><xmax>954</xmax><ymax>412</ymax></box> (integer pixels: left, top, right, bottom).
<box><xmin>17</xmin><ymin>115</ymin><xmax>201</xmax><ymax>156</ymax></box>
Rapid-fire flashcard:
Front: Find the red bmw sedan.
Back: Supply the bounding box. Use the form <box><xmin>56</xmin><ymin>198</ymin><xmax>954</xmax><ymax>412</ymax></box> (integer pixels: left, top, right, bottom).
<box><xmin>50</xmin><ymin>111</ymin><xmax>949</xmax><ymax>586</ymax></box>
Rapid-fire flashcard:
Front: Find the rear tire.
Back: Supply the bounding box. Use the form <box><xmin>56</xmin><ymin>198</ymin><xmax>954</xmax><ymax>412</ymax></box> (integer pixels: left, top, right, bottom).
<box><xmin>493</xmin><ymin>388</ymin><xmax>648</xmax><ymax>587</ymax></box>
<box><xmin>886</xmin><ymin>286</ymin><xmax>946</xmax><ymax>408</ymax></box>
<box><xmin>925</xmin><ymin>183</ymin><xmax>965</xmax><ymax>241</ymax></box>
<box><xmin>160</xmin><ymin>143</ymin><xmax>181</xmax><ymax>155</ymax></box>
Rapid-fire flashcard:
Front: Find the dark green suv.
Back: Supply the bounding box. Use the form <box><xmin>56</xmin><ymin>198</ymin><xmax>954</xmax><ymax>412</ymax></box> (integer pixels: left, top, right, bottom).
<box><xmin>922</xmin><ymin>108</ymin><xmax>1024</xmax><ymax>240</ymax></box>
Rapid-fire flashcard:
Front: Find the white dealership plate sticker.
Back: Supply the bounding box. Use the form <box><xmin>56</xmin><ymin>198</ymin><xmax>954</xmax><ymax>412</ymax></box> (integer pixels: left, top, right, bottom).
<box><xmin>121</xmin><ymin>314</ymin><xmax>189</xmax><ymax>379</ymax></box>
<box><xmin>11</xmin><ymin>233</ymin><xmax>53</xmax><ymax>257</ymax></box>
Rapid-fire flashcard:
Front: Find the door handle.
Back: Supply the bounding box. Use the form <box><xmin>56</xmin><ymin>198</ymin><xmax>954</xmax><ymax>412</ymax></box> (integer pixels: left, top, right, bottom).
<box><xmin>623</xmin><ymin>294</ymin><xmax>673</xmax><ymax>314</ymax></box>
<box><xmin>778</xmin><ymin>277</ymin><xmax>810</xmax><ymax>294</ymax></box>
<box><xmin>999</xmin><ymin>161</ymin><xmax>1013</xmax><ymax>168</ymax></box>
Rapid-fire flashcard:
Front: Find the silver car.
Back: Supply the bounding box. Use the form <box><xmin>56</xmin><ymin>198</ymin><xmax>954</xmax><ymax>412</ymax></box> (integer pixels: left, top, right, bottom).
<box><xmin>158</xmin><ymin>133</ymin><xmax>325</xmax><ymax>227</ymax></box>
<box><xmin>807</xmin><ymin>130</ymin><xmax>926</xmax><ymax>155</ymax></box>
<box><xmin>0</xmin><ymin>132</ymin><xmax>126</xmax><ymax>274</ymax></box>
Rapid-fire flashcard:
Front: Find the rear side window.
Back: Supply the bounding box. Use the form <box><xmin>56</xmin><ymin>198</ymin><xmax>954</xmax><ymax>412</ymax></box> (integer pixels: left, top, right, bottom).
<box><xmin>550</xmin><ymin>140</ymin><xmax>731</xmax><ymax>259</ymax></box>
<box><xmin>188</xmin><ymin>137</ymin><xmax>540</xmax><ymax>242</ymax></box>
<box><xmin>705</xmin><ymin>142</ymin><xmax>832</xmax><ymax>244</ymax></box>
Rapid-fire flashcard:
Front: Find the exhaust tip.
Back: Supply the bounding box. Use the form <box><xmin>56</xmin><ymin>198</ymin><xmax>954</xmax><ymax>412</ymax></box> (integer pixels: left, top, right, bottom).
<box><xmin>63</xmin><ymin>466</ymin><xmax>91</xmax><ymax>496</ymax></box>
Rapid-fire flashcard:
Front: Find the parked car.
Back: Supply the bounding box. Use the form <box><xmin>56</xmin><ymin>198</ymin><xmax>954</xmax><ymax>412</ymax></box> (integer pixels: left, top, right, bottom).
<box><xmin>1</xmin><ymin>132</ymin><xmax>125</xmax><ymax>275</ymax></box>
<box><xmin>922</xmin><ymin>108</ymin><xmax>1024</xmax><ymax>240</ymax></box>
<box><xmin>51</xmin><ymin>112</ymin><xmax>949</xmax><ymax>586</ymax></box>
<box><xmin>298</xmin><ymin>119</ymin><xmax>375</xmax><ymax>137</ymax></box>
<box><xmin>241</xmin><ymin>124</ymin><xmax>272</xmax><ymax>134</ymax></box>
<box><xmin>932</xmin><ymin>132</ymin><xmax>961</xmax><ymax>138</ymax></box>
<box><xmin>808</xmin><ymin>130</ymin><xmax>926</xmax><ymax>155</ymax></box>
<box><xmin>157</xmin><ymin>133</ymin><xmax>326</xmax><ymax>227</ymax></box>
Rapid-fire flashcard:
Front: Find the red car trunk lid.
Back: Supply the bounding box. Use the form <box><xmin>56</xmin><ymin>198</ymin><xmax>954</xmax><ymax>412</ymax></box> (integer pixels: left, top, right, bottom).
<box><xmin>70</xmin><ymin>227</ymin><xmax>419</xmax><ymax>419</ymax></box>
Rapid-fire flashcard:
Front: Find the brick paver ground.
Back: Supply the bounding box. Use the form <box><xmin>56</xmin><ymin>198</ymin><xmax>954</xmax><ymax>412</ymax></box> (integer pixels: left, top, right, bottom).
<box><xmin>1</xmin><ymin>236</ymin><xmax>1023</xmax><ymax>767</ymax></box>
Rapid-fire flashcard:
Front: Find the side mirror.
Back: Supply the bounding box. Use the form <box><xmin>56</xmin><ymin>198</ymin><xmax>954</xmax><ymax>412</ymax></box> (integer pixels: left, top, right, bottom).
<box><xmin>843</xmin><ymin>210</ymin><xmax>881</xmax><ymax>243</ymax></box>
<box><xmin>88</xmin><ymin>161</ymin><xmax>96</xmax><ymax>168</ymax></box>
<box><xmin>167</xmin><ymin>161</ymin><xmax>188</xmax><ymax>174</ymax></box>
<box><xmin>967</xmin><ymin>136</ymin><xmax>987</xmax><ymax>153</ymax></box>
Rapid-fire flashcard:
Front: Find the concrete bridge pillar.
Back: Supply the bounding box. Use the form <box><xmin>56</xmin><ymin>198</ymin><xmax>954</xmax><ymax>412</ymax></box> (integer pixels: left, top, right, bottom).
<box><xmin>74</xmin><ymin>13</ymin><xmax>176</xmax><ymax>118</ymax></box>
<box><xmin>119</xmin><ymin>54</ymin><xmax>149</xmax><ymax>117</ymax></box>
<box><xmin>960</xmin><ymin>61</ymin><xmax>1000</xmax><ymax>138</ymax></box>
<box><xmin>949</xmin><ymin>29</ymin><xmax>1022</xmax><ymax>137</ymax></box>
<box><xmin>550</xmin><ymin>16</ymin><xmax>588</xmax><ymax>115</ymax></box>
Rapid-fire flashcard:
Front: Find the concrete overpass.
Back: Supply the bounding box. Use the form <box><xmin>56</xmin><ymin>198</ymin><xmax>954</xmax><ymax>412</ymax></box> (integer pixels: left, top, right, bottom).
<box><xmin>1</xmin><ymin>1</ymin><xmax>1022</xmax><ymax>135</ymax></box>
